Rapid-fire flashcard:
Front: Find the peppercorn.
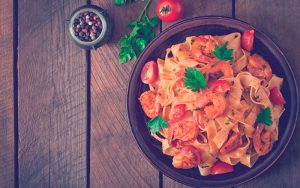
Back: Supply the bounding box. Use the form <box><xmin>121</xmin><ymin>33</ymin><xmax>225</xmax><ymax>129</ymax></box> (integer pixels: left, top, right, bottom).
<box><xmin>72</xmin><ymin>11</ymin><xmax>103</xmax><ymax>42</ymax></box>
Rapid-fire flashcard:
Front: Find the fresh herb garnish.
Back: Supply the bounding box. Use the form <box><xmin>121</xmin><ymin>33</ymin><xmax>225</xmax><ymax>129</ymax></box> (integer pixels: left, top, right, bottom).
<box><xmin>114</xmin><ymin>0</ymin><xmax>144</xmax><ymax>6</ymax></box>
<box><xmin>213</xmin><ymin>41</ymin><xmax>233</xmax><ymax>61</ymax></box>
<box><xmin>184</xmin><ymin>67</ymin><xmax>207</xmax><ymax>92</ymax></box>
<box><xmin>118</xmin><ymin>0</ymin><xmax>160</xmax><ymax>64</ymax></box>
<box><xmin>194</xmin><ymin>108</ymin><xmax>201</xmax><ymax>111</ymax></box>
<box><xmin>256</xmin><ymin>107</ymin><xmax>273</xmax><ymax>126</ymax></box>
<box><xmin>147</xmin><ymin>116</ymin><xmax>168</xmax><ymax>134</ymax></box>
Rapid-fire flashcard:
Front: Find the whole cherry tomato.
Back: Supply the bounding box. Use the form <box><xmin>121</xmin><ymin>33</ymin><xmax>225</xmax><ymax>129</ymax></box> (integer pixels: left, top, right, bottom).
<box><xmin>156</xmin><ymin>0</ymin><xmax>184</xmax><ymax>22</ymax></box>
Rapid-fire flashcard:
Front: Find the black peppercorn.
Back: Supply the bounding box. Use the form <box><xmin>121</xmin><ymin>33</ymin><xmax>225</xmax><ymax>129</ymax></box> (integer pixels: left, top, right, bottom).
<box><xmin>69</xmin><ymin>5</ymin><xmax>112</xmax><ymax>50</ymax></box>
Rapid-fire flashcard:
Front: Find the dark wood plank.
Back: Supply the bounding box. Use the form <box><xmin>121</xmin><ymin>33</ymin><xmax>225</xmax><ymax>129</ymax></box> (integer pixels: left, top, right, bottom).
<box><xmin>0</xmin><ymin>1</ymin><xmax>14</xmax><ymax>187</ymax></box>
<box><xmin>18</xmin><ymin>0</ymin><xmax>87</xmax><ymax>187</ymax></box>
<box><xmin>236</xmin><ymin>1</ymin><xmax>300</xmax><ymax>187</ymax></box>
<box><xmin>161</xmin><ymin>0</ymin><xmax>232</xmax><ymax>187</ymax></box>
<box><xmin>90</xmin><ymin>0</ymin><xmax>160</xmax><ymax>187</ymax></box>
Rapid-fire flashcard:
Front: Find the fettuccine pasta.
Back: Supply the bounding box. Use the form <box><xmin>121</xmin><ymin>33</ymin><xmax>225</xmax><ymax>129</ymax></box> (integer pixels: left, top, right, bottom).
<box><xmin>138</xmin><ymin>31</ymin><xmax>286</xmax><ymax>176</ymax></box>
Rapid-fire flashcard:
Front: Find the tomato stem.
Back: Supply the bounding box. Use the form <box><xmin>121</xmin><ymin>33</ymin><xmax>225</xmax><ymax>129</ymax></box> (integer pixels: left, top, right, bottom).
<box><xmin>160</xmin><ymin>5</ymin><xmax>170</xmax><ymax>15</ymax></box>
<box><xmin>137</xmin><ymin>0</ymin><xmax>152</xmax><ymax>21</ymax></box>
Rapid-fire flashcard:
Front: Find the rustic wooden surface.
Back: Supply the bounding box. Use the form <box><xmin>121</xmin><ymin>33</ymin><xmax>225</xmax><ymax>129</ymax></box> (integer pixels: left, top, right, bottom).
<box><xmin>0</xmin><ymin>1</ymin><xmax>15</xmax><ymax>188</ymax></box>
<box><xmin>18</xmin><ymin>0</ymin><xmax>87</xmax><ymax>187</ymax></box>
<box><xmin>236</xmin><ymin>1</ymin><xmax>300</xmax><ymax>187</ymax></box>
<box><xmin>0</xmin><ymin>0</ymin><xmax>299</xmax><ymax>187</ymax></box>
<box><xmin>89</xmin><ymin>0</ymin><xmax>159</xmax><ymax>187</ymax></box>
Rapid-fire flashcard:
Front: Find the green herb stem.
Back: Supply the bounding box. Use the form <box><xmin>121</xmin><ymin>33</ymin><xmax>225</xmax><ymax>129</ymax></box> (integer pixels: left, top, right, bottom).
<box><xmin>137</xmin><ymin>0</ymin><xmax>152</xmax><ymax>21</ymax></box>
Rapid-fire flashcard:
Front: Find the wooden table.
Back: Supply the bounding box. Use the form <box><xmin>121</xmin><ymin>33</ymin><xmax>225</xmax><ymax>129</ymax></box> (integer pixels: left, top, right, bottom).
<box><xmin>1</xmin><ymin>0</ymin><xmax>299</xmax><ymax>187</ymax></box>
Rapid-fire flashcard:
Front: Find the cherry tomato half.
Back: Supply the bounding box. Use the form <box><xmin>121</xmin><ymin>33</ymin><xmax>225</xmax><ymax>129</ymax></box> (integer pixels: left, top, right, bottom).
<box><xmin>209</xmin><ymin>80</ymin><xmax>231</xmax><ymax>93</ymax></box>
<box><xmin>270</xmin><ymin>87</ymin><xmax>286</xmax><ymax>106</ymax></box>
<box><xmin>211</xmin><ymin>162</ymin><xmax>234</xmax><ymax>175</ymax></box>
<box><xmin>241</xmin><ymin>29</ymin><xmax>255</xmax><ymax>52</ymax></box>
<box><xmin>141</xmin><ymin>61</ymin><xmax>158</xmax><ymax>84</ymax></box>
<box><xmin>168</xmin><ymin>104</ymin><xmax>186</xmax><ymax>124</ymax></box>
<box><xmin>156</xmin><ymin>0</ymin><xmax>184</xmax><ymax>22</ymax></box>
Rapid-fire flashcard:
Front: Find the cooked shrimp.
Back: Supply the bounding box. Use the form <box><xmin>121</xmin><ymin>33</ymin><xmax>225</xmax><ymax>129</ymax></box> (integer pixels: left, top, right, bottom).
<box><xmin>220</xmin><ymin>132</ymin><xmax>243</xmax><ymax>154</ymax></box>
<box><xmin>253</xmin><ymin>123</ymin><xmax>274</xmax><ymax>156</ymax></box>
<box><xmin>247</xmin><ymin>54</ymin><xmax>272</xmax><ymax>80</ymax></box>
<box><xmin>193</xmin><ymin>110</ymin><xmax>208</xmax><ymax>129</ymax></box>
<box><xmin>173</xmin><ymin>78</ymin><xmax>186</xmax><ymax>96</ymax></box>
<box><xmin>168</xmin><ymin>120</ymin><xmax>198</xmax><ymax>144</ymax></box>
<box><xmin>194</xmin><ymin>91</ymin><xmax>226</xmax><ymax>119</ymax></box>
<box><xmin>139</xmin><ymin>91</ymin><xmax>160</xmax><ymax>118</ymax></box>
<box><xmin>191</xmin><ymin>35</ymin><xmax>219</xmax><ymax>63</ymax></box>
<box><xmin>172</xmin><ymin>146</ymin><xmax>201</xmax><ymax>169</ymax></box>
<box><xmin>206</xmin><ymin>61</ymin><xmax>234</xmax><ymax>78</ymax></box>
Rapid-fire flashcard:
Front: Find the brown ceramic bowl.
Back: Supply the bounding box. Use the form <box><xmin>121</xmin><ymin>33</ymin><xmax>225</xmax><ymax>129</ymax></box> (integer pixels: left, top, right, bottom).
<box><xmin>126</xmin><ymin>17</ymin><xmax>298</xmax><ymax>187</ymax></box>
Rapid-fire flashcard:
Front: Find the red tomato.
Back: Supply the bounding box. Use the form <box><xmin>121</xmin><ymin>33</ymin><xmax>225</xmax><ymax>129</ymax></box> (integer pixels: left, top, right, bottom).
<box><xmin>168</xmin><ymin>104</ymin><xmax>186</xmax><ymax>124</ymax></box>
<box><xmin>141</xmin><ymin>61</ymin><xmax>158</xmax><ymax>84</ymax></box>
<box><xmin>209</xmin><ymin>80</ymin><xmax>231</xmax><ymax>93</ymax></box>
<box><xmin>139</xmin><ymin>91</ymin><xmax>160</xmax><ymax>118</ymax></box>
<box><xmin>156</xmin><ymin>0</ymin><xmax>184</xmax><ymax>22</ymax></box>
<box><xmin>211</xmin><ymin>162</ymin><xmax>234</xmax><ymax>175</ymax></box>
<box><xmin>270</xmin><ymin>87</ymin><xmax>286</xmax><ymax>105</ymax></box>
<box><xmin>241</xmin><ymin>29</ymin><xmax>255</xmax><ymax>51</ymax></box>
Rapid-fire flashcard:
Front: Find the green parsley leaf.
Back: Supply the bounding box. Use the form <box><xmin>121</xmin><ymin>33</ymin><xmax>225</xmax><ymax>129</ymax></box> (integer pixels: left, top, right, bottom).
<box><xmin>118</xmin><ymin>35</ymin><xmax>131</xmax><ymax>47</ymax></box>
<box><xmin>147</xmin><ymin>116</ymin><xmax>168</xmax><ymax>134</ymax></box>
<box><xmin>256</xmin><ymin>107</ymin><xmax>273</xmax><ymax>126</ymax></box>
<box><xmin>213</xmin><ymin>41</ymin><xmax>233</xmax><ymax>61</ymax></box>
<box><xmin>118</xmin><ymin>46</ymin><xmax>137</xmax><ymax>64</ymax></box>
<box><xmin>115</xmin><ymin>0</ymin><xmax>144</xmax><ymax>6</ymax></box>
<box><xmin>118</xmin><ymin>1</ymin><xmax>159</xmax><ymax>64</ymax></box>
<box><xmin>194</xmin><ymin>108</ymin><xmax>201</xmax><ymax>111</ymax></box>
<box><xmin>114</xmin><ymin>0</ymin><xmax>127</xmax><ymax>6</ymax></box>
<box><xmin>184</xmin><ymin>67</ymin><xmax>207</xmax><ymax>92</ymax></box>
<box><xmin>133</xmin><ymin>38</ymin><xmax>147</xmax><ymax>52</ymax></box>
<box><xmin>145</xmin><ymin>16</ymin><xmax>160</xmax><ymax>28</ymax></box>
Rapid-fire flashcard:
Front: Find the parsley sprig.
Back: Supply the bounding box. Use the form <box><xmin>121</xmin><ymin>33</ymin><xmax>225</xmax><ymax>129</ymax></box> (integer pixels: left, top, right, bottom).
<box><xmin>114</xmin><ymin>0</ymin><xmax>144</xmax><ymax>6</ymax></box>
<box><xmin>213</xmin><ymin>41</ymin><xmax>233</xmax><ymax>61</ymax></box>
<box><xmin>184</xmin><ymin>67</ymin><xmax>207</xmax><ymax>92</ymax></box>
<box><xmin>118</xmin><ymin>0</ymin><xmax>160</xmax><ymax>64</ymax></box>
<box><xmin>256</xmin><ymin>107</ymin><xmax>273</xmax><ymax>126</ymax></box>
<box><xmin>147</xmin><ymin>116</ymin><xmax>168</xmax><ymax>134</ymax></box>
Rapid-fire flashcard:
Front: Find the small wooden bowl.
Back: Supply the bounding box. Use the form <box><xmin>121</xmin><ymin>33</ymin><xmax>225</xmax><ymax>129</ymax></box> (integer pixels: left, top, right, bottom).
<box><xmin>126</xmin><ymin>17</ymin><xmax>298</xmax><ymax>187</ymax></box>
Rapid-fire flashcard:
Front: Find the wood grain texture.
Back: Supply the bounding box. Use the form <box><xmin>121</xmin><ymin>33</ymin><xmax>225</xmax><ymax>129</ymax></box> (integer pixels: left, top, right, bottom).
<box><xmin>0</xmin><ymin>1</ymin><xmax>14</xmax><ymax>188</ymax></box>
<box><xmin>161</xmin><ymin>0</ymin><xmax>232</xmax><ymax>187</ymax></box>
<box><xmin>236</xmin><ymin>1</ymin><xmax>300</xmax><ymax>187</ymax></box>
<box><xmin>90</xmin><ymin>0</ymin><xmax>160</xmax><ymax>187</ymax></box>
<box><xmin>18</xmin><ymin>0</ymin><xmax>87</xmax><ymax>187</ymax></box>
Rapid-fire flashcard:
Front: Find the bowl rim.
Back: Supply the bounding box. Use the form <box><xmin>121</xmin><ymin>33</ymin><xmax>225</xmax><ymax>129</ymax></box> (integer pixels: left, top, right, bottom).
<box><xmin>126</xmin><ymin>16</ymin><xmax>299</xmax><ymax>187</ymax></box>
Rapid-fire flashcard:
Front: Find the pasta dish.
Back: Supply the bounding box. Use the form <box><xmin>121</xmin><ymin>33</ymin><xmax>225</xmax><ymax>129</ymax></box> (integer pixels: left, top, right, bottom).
<box><xmin>138</xmin><ymin>30</ymin><xmax>286</xmax><ymax>175</ymax></box>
